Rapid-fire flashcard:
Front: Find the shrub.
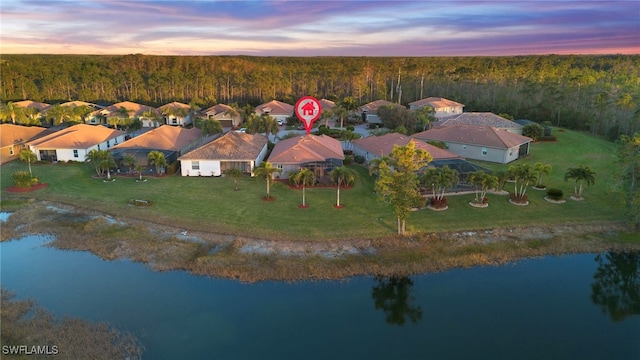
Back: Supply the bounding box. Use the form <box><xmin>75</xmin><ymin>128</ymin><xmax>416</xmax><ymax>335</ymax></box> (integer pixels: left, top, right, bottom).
<box><xmin>12</xmin><ymin>171</ymin><xmax>33</xmax><ymax>188</ymax></box>
<box><xmin>354</xmin><ymin>155</ymin><xmax>365</xmax><ymax>164</ymax></box>
<box><xmin>343</xmin><ymin>157</ymin><xmax>353</xmax><ymax>166</ymax></box>
<box><xmin>346</xmin><ymin>125</ymin><xmax>355</xmax><ymax>132</ymax></box>
<box><xmin>546</xmin><ymin>188</ymin><xmax>564</xmax><ymax>201</ymax></box>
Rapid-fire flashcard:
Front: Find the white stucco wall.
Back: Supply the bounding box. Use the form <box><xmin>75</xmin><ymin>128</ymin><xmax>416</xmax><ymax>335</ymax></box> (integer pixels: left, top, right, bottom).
<box><xmin>180</xmin><ymin>160</ymin><xmax>221</xmax><ymax>176</ymax></box>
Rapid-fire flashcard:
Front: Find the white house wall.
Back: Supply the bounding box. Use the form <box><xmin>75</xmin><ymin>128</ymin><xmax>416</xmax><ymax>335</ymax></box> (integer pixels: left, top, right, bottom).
<box><xmin>180</xmin><ymin>160</ymin><xmax>221</xmax><ymax>176</ymax></box>
<box><xmin>445</xmin><ymin>143</ymin><xmax>507</xmax><ymax>163</ymax></box>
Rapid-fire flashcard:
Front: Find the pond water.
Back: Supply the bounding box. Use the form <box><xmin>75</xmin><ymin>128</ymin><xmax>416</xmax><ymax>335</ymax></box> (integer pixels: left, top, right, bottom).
<box><xmin>1</xmin><ymin>234</ymin><xmax>639</xmax><ymax>360</ymax></box>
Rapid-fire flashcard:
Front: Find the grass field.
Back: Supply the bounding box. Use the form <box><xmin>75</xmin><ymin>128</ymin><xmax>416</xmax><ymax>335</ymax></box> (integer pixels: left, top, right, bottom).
<box><xmin>1</xmin><ymin>127</ymin><xmax>625</xmax><ymax>240</ymax></box>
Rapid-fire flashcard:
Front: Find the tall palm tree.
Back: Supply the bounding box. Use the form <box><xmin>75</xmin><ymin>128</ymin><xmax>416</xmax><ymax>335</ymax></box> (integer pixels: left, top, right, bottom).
<box><xmin>71</xmin><ymin>105</ymin><xmax>94</xmax><ymax>124</ymax></box>
<box><xmin>330</xmin><ymin>166</ymin><xmax>356</xmax><ymax>208</ymax></box>
<box><xmin>148</xmin><ymin>151</ymin><xmax>168</xmax><ymax>175</ymax></box>
<box><xmin>421</xmin><ymin>166</ymin><xmax>459</xmax><ymax>202</ymax></box>
<box><xmin>507</xmin><ymin>163</ymin><xmax>536</xmax><ymax>199</ymax></box>
<box><xmin>291</xmin><ymin>168</ymin><xmax>315</xmax><ymax>207</ymax></box>
<box><xmin>225</xmin><ymin>168</ymin><xmax>244</xmax><ymax>191</ymax></box>
<box><xmin>468</xmin><ymin>171</ymin><xmax>498</xmax><ymax>204</ymax></box>
<box><xmin>0</xmin><ymin>102</ymin><xmax>26</xmax><ymax>124</ymax></box>
<box><xmin>565</xmin><ymin>165</ymin><xmax>596</xmax><ymax>199</ymax></box>
<box><xmin>533</xmin><ymin>162</ymin><xmax>552</xmax><ymax>188</ymax></box>
<box><xmin>100</xmin><ymin>152</ymin><xmax>117</xmax><ymax>180</ymax></box>
<box><xmin>254</xmin><ymin>162</ymin><xmax>280</xmax><ymax>200</ymax></box>
<box><xmin>22</xmin><ymin>107</ymin><xmax>43</xmax><ymax>126</ymax></box>
<box><xmin>19</xmin><ymin>149</ymin><xmax>38</xmax><ymax>177</ymax></box>
<box><xmin>46</xmin><ymin>104</ymin><xmax>72</xmax><ymax>126</ymax></box>
<box><xmin>86</xmin><ymin>149</ymin><xmax>109</xmax><ymax>177</ymax></box>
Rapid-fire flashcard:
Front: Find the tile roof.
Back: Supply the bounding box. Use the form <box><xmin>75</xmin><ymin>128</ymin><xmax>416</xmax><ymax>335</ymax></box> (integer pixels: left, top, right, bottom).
<box><xmin>268</xmin><ymin>134</ymin><xmax>344</xmax><ymax>164</ymax></box>
<box><xmin>255</xmin><ymin>100</ymin><xmax>294</xmax><ymax>116</ymax></box>
<box><xmin>320</xmin><ymin>99</ymin><xmax>336</xmax><ymax>109</ymax></box>
<box><xmin>14</xmin><ymin>100</ymin><xmax>51</xmax><ymax>111</ymax></box>
<box><xmin>358</xmin><ymin>99</ymin><xmax>397</xmax><ymax>114</ymax></box>
<box><xmin>27</xmin><ymin>124</ymin><xmax>125</xmax><ymax>149</ymax></box>
<box><xmin>436</xmin><ymin>112</ymin><xmax>523</xmax><ymax>130</ymax></box>
<box><xmin>158</xmin><ymin>101</ymin><xmax>190</xmax><ymax>112</ymax></box>
<box><xmin>352</xmin><ymin>132</ymin><xmax>461</xmax><ymax>160</ymax></box>
<box><xmin>90</xmin><ymin>101</ymin><xmax>160</xmax><ymax>118</ymax></box>
<box><xmin>412</xmin><ymin>124</ymin><xmax>532</xmax><ymax>149</ymax></box>
<box><xmin>408</xmin><ymin>97</ymin><xmax>464</xmax><ymax>109</ymax></box>
<box><xmin>58</xmin><ymin>101</ymin><xmax>104</xmax><ymax>109</ymax></box>
<box><xmin>203</xmin><ymin>103</ymin><xmax>237</xmax><ymax>116</ymax></box>
<box><xmin>112</xmin><ymin>125</ymin><xmax>202</xmax><ymax>151</ymax></box>
<box><xmin>179</xmin><ymin>132</ymin><xmax>268</xmax><ymax>161</ymax></box>
<box><xmin>0</xmin><ymin>124</ymin><xmax>50</xmax><ymax>147</ymax></box>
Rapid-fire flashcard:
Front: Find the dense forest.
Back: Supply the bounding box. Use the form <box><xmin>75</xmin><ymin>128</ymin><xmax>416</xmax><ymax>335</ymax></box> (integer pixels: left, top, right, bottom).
<box><xmin>1</xmin><ymin>54</ymin><xmax>638</xmax><ymax>139</ymax></box>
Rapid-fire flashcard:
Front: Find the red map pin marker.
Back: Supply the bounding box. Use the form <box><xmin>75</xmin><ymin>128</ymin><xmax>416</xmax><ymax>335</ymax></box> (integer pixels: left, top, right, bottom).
<box><xmin>295</xmin><ymin>96</ymin><xmax>322</xmax><ymax>134</ymax></box>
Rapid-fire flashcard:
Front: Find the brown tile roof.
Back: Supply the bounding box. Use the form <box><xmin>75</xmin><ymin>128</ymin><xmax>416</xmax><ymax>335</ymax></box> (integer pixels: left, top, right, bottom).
<box><xmin>27</xmin><ymin>124</ymin><xmax>125</xmax><ymax>149</ymax></box>
<box><xmin>255</xmin><ymin>100</ymin><xmax>294</xmax><ymax>116</ymax></box>
<box><xmin>158</xmin><ymin>101</ymin><xmax>190</xmax><ymax>112</ymax></box>
<box><xmin>179</xmin><ymin>132</ymin><xmax>268</xmax><ymax>161</ymax></box>
<box><xmin>408</xmin><ymin>97</ymin><xmax>464</xmax><ymax>109</ymax></box>
<box><xmin>412</xmin><ymin>124</ymin><xmax>532</xmax><ymax>149</ymax></box>
<box><xmin>90</xmin><ymin>101</ymin><xmax>160</xmax><ymax>118</ymax></box>
<box><xmin>203</xmin><ymin>103</ymin><xmax>237</xmax><ymax>116</ymax></box>
<box><xmin>358</xmin><ymin>99</ymin><xmax>397</xmax><ymax>114</ymax></box>
<box><xmin>0</xmin><ymin>124</ymin><xmax>50</xmax><ymax>147</ymax></box>
<box><xmin>58</xmin><ymin>101</ymin><xmax>104</xmax><ymax>109</ymax></box>
<box><xmin>14</xmin><ymin>100</ymin><xmax>51</xmax><ymax>111</ymax></box>
<box><xmin>352</xmin><ymin>132</ymin><xmax>461</xmax><ymax>160</ymax></box>
<box><xmin>268</xmin><ymin>134</ymin><xmax>344</xmax><ymax>164</ymax></box>
<box><xmin>320</xmin><ymin>99</ymin><xmax>336</xmax><ymax>109</ymax></box>
<box><xmin>112</xmin><ymin>125</ymin><xmax>202</xmax><ymax>151</ymax></box>
<box><xmin>436</xmin><ymin>112</ymin><xmax>523</xmax><ymax>130</ymax></box>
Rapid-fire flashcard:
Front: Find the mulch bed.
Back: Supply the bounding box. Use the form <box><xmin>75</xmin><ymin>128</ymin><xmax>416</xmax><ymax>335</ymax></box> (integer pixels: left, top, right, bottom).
<box><xmin>6</xmin><ymin>183</ymin><xmax>49</xmax><ymax>193</ymax></box>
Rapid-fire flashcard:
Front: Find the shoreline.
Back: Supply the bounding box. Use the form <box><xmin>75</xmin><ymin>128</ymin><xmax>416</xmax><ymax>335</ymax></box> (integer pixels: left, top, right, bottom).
<box><xmin>1</xmin><ymin>200</ymin><xmax>638</xmax><ymax>282</ymax></box>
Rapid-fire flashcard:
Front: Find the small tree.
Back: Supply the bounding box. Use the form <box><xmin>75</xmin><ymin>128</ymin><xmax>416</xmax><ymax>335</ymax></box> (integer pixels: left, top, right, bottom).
<box><xmin>225</xmin><ymin>168</ymin><xmax>244</xmax><ymax>191</ymax></box>
<box><xmin>254</xmin><ymin>162</ymin><xmax>280</xmax><ymax>200</ymax></box>
<box><xmin>565</xmin><ymin>165</ymin><xmax>596</xmax><ymax>199</ymax></box>
<box><xmin>523</xmin><ymin>123</ymin><xmax>544</xmax><ymax>141</ymax></box>
<box><xmin>86</xmin><ymin>149</ymin><xmax>109</xmax><ymax>177</ymax></box>
<box><xmin>148</xmin><ymin>151</ymin><xmax>167</xmax><ymax>175</ymax></box>
<box><xmin>421</xmin><ymin>166</ymin><xmax>459</xmax><ymax>206</ymax></box>
<box><xmin>121</xmin><ymin>155</ymin><xmax>135</xmax><ymax>173</ymax></box>
<box><xmin>19</xmin><ymin>149</ymin><xmax>37</xmax><ymax>177</ymax></box>
<box><xmin>533</xmin><ymin>162</ymin><xmax>552</xmax><ymax>189</ymax></box>
<box><xmin>330</xmin><ymin>166</ymin><xmax>356</xmax><ymax>208</ymax></box>
<box><xmin>100</xmin><ymin>152</ymin><xmax>117</xmax><ymax>180</ymax></box>
<box><xmin>291</xmin><ymin>168</ymin><xmax>316</xmax><ymax>207</ymax></box>
<box><xmin>468</xmin><ymin>171</ymin><xmax>498</xmax><ymax>204</ymax></box>
<box><xmin>507</xmin><ymin>163</ymin><xmax>536</xmax><ymax>202</ymax></box>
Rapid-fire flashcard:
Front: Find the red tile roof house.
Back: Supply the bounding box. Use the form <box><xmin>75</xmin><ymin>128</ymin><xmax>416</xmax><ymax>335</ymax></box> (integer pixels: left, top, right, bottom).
<box><xmin>202</xmin><ymin>104</ymin><xmax>242</xmax><ymax>128</ymax></box>
<box><xmin>434</xmin><ymin>112</ymin><xmax>524</xmax><ymax>135</ymax></box>
<box><xmin>158</xmin><ymin>101</ymin><xmax>193</xmax><ymax>126</ymax></box>
<box><xmin>412</xmin><ymin>124</ymin><xmax>532</xmax><ymax>164</ymax></box>
<box><xmin>408</xmin><ymin>97</ymin><xmax>465</xmax><ymax>120</ymax></box>
<box><xmin>178</xmin><ymin>132</ymin><xmax>268</xmax><ymax>177</ymax></box>
<box><xmin>26</xmin><ymin>124</ymin><xmax>125</xmax><ymax>162</ymax></box>
<box><xmin>351</xmin><ymin>132</ymin><xmax>462</xmax><ymax>165</ymax></box>
<box><xmin>110</xmin><ymin>125</ymin><xmax>203</xmax><ymax>169</ymax></box>
<box><xmin>255</xmin><ymin>100</ymin><xmax>294</xmax><ymax>123</ymax></box>
<box><xmin>87</xmin><ymin>101</ymin><xmax>162</xmax><ymax>128</ymax></box>
<box><xmin>14</xmin><ymin>100</ymin><xmax>52</xmax><ymax>112</ymax></box>
<box><xmin>0</xmin><ymin>124</ymin><xmax>51</xmax><ymax>164</ymax></box>
<box><xmin>357</xmin><ymin>99</ymin><xmax>398</xmax><ymax>125</ymax></box>
<box><xmin>267</xmin><ymin>134</ymin><xmax>344</xmax><ymax>180</ymax></box>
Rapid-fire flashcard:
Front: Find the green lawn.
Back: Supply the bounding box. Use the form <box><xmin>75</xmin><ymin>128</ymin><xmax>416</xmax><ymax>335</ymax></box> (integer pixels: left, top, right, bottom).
<box><xmin>1</xmin><ymin>128</ymin><xmax>625</xmax><ymax>240</ymax></box>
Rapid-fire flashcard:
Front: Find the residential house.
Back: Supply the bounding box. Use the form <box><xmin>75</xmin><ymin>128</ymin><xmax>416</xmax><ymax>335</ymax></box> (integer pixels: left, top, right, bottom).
<box><xmin>255</xmin><ymin>100</ymin><xmax>294</xmax><ymax>123</ymax></box>
<box><xmin>352</xmin><ymin>132</ymin><xmax>462</xmax><ymax>164</ymax></box>
<box><xmin>110</xmin><ymin>125</ymin><xmax>203</xmax><ymax>168</ymax></box>
<box><xmin>26</xmin><ymin>124</ymin><xmax>125</xmax><ymax>162</ymax></box>
<box><xmin>412</xmin><ymin>124</ymin><xmax>532</xmax><ymax>164</ymax></box>
<box><xmin>87</xmin><ymin>101</ymin><xmax>162</xmax><ymax>128</ymax></box>
<box><xmin>268</xmin><ymin>134</ymin><xmax>344</xmax><ymax>179</ymax></box>
<box><xmin>159</xmin><ymin>101</ymin><xmax>192</xmax><ymax>126</ymax></box>
<box><xmin>434</xmin><ymin>112</ymin><xmax>524</xmax><ymax>134</ymax></box>
<box><xmin>408</xmin><ymin>97</ymin><xmax>464</xmax><ymax>120</ymax></box>
<box><xmin>0</xmin><ymin>124</ymin><xmax>51</xmax><ymax>164</ymax></box>
<box><xmin>202</xmin><ymin>103</ymin><xmax>242</xmax><ymax>128</ymax></box>
<box><xmin>320</xmin><ymin>98</ymin><xmax>336</xmax><ymax>110</ymax></box>
<box><xmin>358</xmin><ymin>99</ymin><xmax>397</xmax><ymax>125</ymax></box>
<box><xmin>14</xmin><ymin>100</ymin><xmax>51</xmax><ymax>112</ymax></box>
<box><xmin>178</xmin><ymin>132</ymin><xmax>268</xmax><ymax>177</ymax></box>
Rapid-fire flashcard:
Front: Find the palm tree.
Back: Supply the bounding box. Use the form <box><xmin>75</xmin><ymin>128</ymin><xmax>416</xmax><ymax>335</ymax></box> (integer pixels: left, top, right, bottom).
<box><xmin>71</xmin><ymin>105</ymin><xmax>94</xmax><ymax>124</ymax></box>
<box><xmin>254</xmin><ymin>162</ymin><xmax>280</xmax><ymax>200</ymax></box>
<box><xmin>507</xmin><ymin>163</ymin><xmax>536</xmax><ymax>202</ymax></box>
<box><xmin>46</xmin><ymin>104</ymin><xmax>72</xmax><ymax>126</ymax></box>
<box><xmin>422</xmin><ymin>166</ymin><xmax>459</xmax><ymax>202</ymax></box>
<box><xmin>135</xmin><ymin>165</ymin><xmax>145</xmax><ymax>181</ymax></box>
<box><xmin>100</xmin><ymin>152</ymin><xmax>117</xmax><ymax>180</ymax></box>
<box><xmin>85</xmin><ymin>149</ymin><xmax>108</xmax><ymax>177</ymax></box>
<box><xmin>19</xmin><ymin>149</ymin><xmax>38</xmax><ymax>177</ymax></box>
<box><xmin>261</xmin><ymin>114</ymin><xmax>280</xmax><ymax>139</ymax></box>
<box><xmin>121</xmin><ymin>154</ymin><xmax>135</xmax><ymax>173</ymax></box>
<box><xmin>330</xmin><ymin>166</ymin><xmax>356</xmax><ymax>208</ymax></box>
<box><xmin>291</xmin><ymin>168</ymin><xmax>315</xmax><ymax>207</ymax></box>
<box><xmin>0</xmin><ymin>102</ymin><xmax>26</xmax><ymax>124</ymax></box>
<box><xmin>22</xmin><ymin>107</ymin><xmax>43</xmax><ymax>126</ymax></box>
<box><xmin>533</xmin><ymin>162</ymin><xmax>552</xmax><ymax>189</ymax></box>
<box><xmin>225</xmin><ymin>168</ymin><xmax>244</xmax><ymax>191</ymax></box>
<box><xmin>200</xmin><ymin>119</ymin><xmax>223</xmax><ymax>136</ymax></box>
<box><xmin>565</xmin><ymin>165</ymin><xmax>596</xmax><ymax>199</ymax></box>
<box><xmin>148</xmin><ymin>151</ymin><xmax>168</xmax><ymax>175</ymax></box>
<box><xmin>468</xmin><ymin>171</ymin><xmax>498</xmax><ymax>204</ymax></box>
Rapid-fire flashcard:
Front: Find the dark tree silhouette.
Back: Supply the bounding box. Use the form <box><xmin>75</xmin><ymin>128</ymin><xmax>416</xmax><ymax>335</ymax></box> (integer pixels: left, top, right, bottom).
<box><xmin>590</xmin><ymin>251</ymin><xmax>640</xmax><ymax>321</ymax></box>
<box><xmin>371</xmin><ymin>275</ymin><xmax>423</xmax><ymax>326</ymax></box>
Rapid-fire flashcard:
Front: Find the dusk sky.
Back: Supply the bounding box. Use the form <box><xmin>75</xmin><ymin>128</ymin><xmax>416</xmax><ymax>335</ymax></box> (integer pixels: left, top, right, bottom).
<box><xmin>1</xmin><ymin>0</ymin><xmax>639</xmax><ymax>56</ymax></box>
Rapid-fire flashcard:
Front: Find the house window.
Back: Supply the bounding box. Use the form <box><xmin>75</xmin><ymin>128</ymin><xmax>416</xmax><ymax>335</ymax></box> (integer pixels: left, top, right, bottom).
<box><xmin>445</xmin><ymin>143</ymin><xmax>449</xmax><ymax>149</ymax></box>
<box><xmin>9</xmin><ymin>146</ymin><xmax>14</xmax><ymax>155</ymax></box>
<box><xmin>509</xmin><ymin>148</ymin><xmax>514</xmax><ymax>156</ymax></box>
<box><xmin>482</xmin><ymin>148</ymin><xmax>487</xmax><ymax>156</ymax></box>
<box><xmin>462</xmin><ymin>145</ymin><xmax>467</xmax><ymax>150</ymax></box>
<box><xmin>192</xmin><ymin>161</ymin><xmax>200</xmax><ymax>170</ymax></box>
<box><xmin>73</xmin><ymin>149</ymin><xmax>79</xmax><ymax>158</ymax></box>
<box><xmin>107</xmin><ymin>140</ymin><xmax>110</xmax><ymax>148</ymax></box>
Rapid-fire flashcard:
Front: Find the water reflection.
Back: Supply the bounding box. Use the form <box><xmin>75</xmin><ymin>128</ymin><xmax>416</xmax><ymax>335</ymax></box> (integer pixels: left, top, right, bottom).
<box><xmin>591</xmin><ymin>251</ymin><xmax>640</xmax><ymax>321</ymax></box>
<box><xmin>371</xmin><ymin>275</ymin><xmax>422</xmax><ymax>326</ymax></box>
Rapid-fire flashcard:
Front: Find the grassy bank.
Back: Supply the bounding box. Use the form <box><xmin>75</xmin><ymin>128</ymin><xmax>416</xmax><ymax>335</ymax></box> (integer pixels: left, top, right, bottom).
<box><xmin>0</xmin><ymin>128</ymin><xmax>628</xmax><ymax>240</ymax></box>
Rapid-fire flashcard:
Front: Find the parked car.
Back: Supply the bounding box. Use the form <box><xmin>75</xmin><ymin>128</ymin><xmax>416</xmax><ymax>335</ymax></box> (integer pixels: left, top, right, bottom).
<box><xmin>235</xmin><ymin>128</ymin><xmax>247</xmax><ymax>133</ymax></box>
<box><xmin>277</xmin><ymin>119</ymin><xmax>284</xmax><ymax>126</ymax></box>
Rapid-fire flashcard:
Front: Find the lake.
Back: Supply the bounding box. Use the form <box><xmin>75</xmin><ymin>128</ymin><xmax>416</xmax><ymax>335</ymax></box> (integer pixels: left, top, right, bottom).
<box><xmin>1</xmin><ymin>232</ymin><xmax>639</xmax><ymax>359</ymax></box>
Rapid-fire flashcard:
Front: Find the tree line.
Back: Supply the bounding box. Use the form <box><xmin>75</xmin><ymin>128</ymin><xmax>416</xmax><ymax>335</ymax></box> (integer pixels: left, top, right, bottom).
<box><xmin>1</xmin><ymin>54</ymin><xmax>638</xmax><ymax>139</ymax></box>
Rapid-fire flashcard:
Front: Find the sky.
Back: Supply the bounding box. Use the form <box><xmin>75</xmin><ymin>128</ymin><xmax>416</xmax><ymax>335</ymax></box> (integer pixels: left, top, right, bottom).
<box><xmin>1</xmin><ymin>0</ymin><xmax>639</xmax><ymax>56</ymax></box>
